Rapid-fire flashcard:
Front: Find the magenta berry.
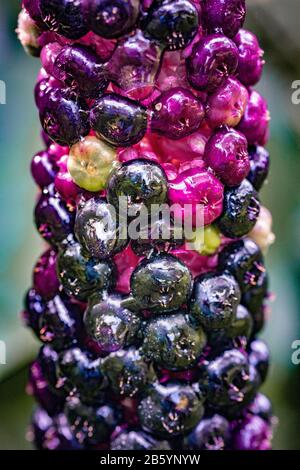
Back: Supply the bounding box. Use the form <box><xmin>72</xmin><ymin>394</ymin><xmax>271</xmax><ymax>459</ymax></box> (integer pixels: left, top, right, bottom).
<box><xmin>238</xmin><ymin>90</ymin><xmax>270</xmax><ymax>146</ymax></box>
<box><xmin>234</xmin><ymin>29</ymin><xmax>264</xmax><ymax>86</ymax></box>
<box><xmin>202</xmin><ymin>0</ymin><xmax>246</xmax><ymax>39</ymax></box>
<box><xmin>204</xmin><ymin>127</ymin><xmax>250</xmax><ymax>186</ymax></box>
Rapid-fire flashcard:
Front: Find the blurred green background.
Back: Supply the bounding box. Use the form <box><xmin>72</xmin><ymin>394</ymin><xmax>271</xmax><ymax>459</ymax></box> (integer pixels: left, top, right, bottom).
<box><xmin>0</xmin><ymin>0</ymin><xmax>300</xmax><ymax>450</ymax></box>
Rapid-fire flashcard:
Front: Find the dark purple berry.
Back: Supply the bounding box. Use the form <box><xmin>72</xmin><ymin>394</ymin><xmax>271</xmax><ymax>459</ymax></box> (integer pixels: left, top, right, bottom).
<box><xmin>74</xmin><ymin>197</ymin><xmax>128</xmax><ymax>260</ymax></box>
<box><xmin>186</xmin><ymin>34</ymin><xmax>238</xmax><ymax>93</ymax></box>
<box><xmin>84</xmin><ymin>293</ymin><xmax>141</xmax><ymax>353</ymax></box>
<box><xmin>232</xmin><ymin>415</ymin><xmax>272</xmax><ymax>450</ymax></box>
<box><xmin>31</xmin><ymin>150</ymin><xmax>59</xmax><ymax>188</ymax></box>
<box><xmin>107</xmin><ymin>159</ymin><xmax>168</xmax><ymax>212</ymax></box>
<box><xmin>64</xmin><ymin>396</ymin><xmax>120</xmax><ymax>446</ymax></box>
<box><xmin>33</xmin><ymin>249</ymin><xmax>60</xmax><ymax>300</ymax></box>
<box><xmin>188</xmin><ymin>414</ymin><xmax>230</xmax><ymax>450</ymax></box>
<box><xmin>189</xmin><ymin>272</ymin><xmax>241</xmax><ymax>330</ymax></box>
<box><xmin>35</xmin><ymin>186</ymin><xmax>75</xmax><ymax>246</ymax></box>
<box><xmin>90</xmin><ymin>0</ymin><xmax>140</xmax><ymax>39</ymax></box>
<box><xmin>24</xmin><ymin>288</ymin><xmax>46</xmax><ymax>336</ymax></box>
<box><xmin>138</xmin><ymin>382</ymin><xmax>204</xmax><ymax>437</ymax></box>
<box><xmin>39</xmin><ymin>0</ymin><xmax>89</xmax><ymax>39</ymax></box>
<box><xmin>111</xmin><ymin>430</ymin><xmax>171</xmax><ymax>450</ymax></box>
<box><xmin>57</xmin><ymin>240</ymin><xmax>115</xmax><ymax>301</ymax></box>
<box><xmin>90</xmin><ymin>93</ymin><xmax>148</xmax><ymax>147</ymax></box>
<box><xmin>130</xmin><ymin>254</ymin><xmax>192</xmax><ymax>313</ymax></box>
<box><xmin>102</xmin><ymin>347</ymin><xmax>154</xmax><ymax>398</ymax></box>
<box><xmin>142</xmin><ymin>312</ymin><xmax>207</xmax><ymax>370</ymax></box>
<box><xmin>142</xmin><ymin>0</ymin><xmax>199</xmax><ymax>51</ymax></box>
<box><xmin>247</xmin><ymin>145</ymin><xmax>270</xmax><ymax>191</ymax></box>
<box><xmin>204</xmin><ymin>128</ymin><xmax>250</xmax><ymax>187</ymax></box>
<box><xmin>247</xmin><ymin>393</ymin><xmax>273</xmax><ymax>423</ymax></box>
<box><xmin>53</xmin><ymin>45</ymin><xmax>108</xmax><ymax>98</ymax></box>
<box><xmin>248</xmin><ymin>339</ymin><xmax>269</xmax><ymax>383</ymax></box>
<box><xmin>234</xmin><ymin>29</ymin><xmax>264</xmax><ymax>87</ymax></box>
<box><xmin>40</xmin><ymin>88</ymin><xmax>90</xmax><ymax>146</ymax></box>
<box><xmin>217</xmin><ymin>180</ymin><xmax>260</xmax><ymax>238</ymax></box>
<box><xmin>151</xmin><ymin>87</ymin><xmax>205</xmax><ymax>140</ymax></box>
<box><xmin>202</xmin><ymin>0</ymin><xmax>246</xmax><ymax>38</ymax></box>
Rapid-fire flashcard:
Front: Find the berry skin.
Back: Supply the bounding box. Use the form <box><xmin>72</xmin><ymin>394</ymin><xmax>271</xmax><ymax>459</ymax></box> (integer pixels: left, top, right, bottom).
<box><xmin>111</xmin><ymin>430</ymin><xmax>171</xmax><ymax>450</ymax></box>
<box><xmin>31</xmin><ymin>150</ymin><xmax>59</xmax><ymax>189</ymax></box>
<box><xmin>247</xmin><ymin>393</ymin><xmax>273</xmax><ymax>423</ymax></box>
<box><xmin>232</xmin><ymin>415</ymin><xmax>272</xmax><ymax>450</ymax></box>
<box><xmin>142</xmin><ymin>312</ymin><xmax>207</xmax><ymax>370</ymax></box>
<box><xmin>64</xmin><ymin>396</ymin><xmax>120</xmax><ymax>446</ymax></box>
<box><xmin>68</xmin><ymin>136</ymin><xmax>117</xmax><ymax>192</ymax></box>
<box><xmin>57</xmin><ymin>240</ymin><xmax>115</xmax><ymax>301</ymax></box>
<box><xmin>151</xmin><ymin>87</ymin><xmax>205</xmax><ymax>140</ymax></box>
<box><xmin>35</xmin><ymin>185</ymin><xmax>75</xmax><ymax>247</ymax></box>
<box><xmin>75</xmin><ymin>197</ymin><xmax>128</xmax><ymax>260</ymax></box>
<box><xmin>90</xmin><ymin>93</ymin><xmax>148</xmax><ymax>147</ymax></box>
<box><xmin>90</xmin><ymin>0</ymin><xmax>140</xmax><ymax>39</ymax></box>
<box><xmin>247</xmin><ymin>145</ymin><xmax>270</xmax><ymax>191</ymax></box>
<box><xmin>188</xmin><ymin>414</ymin><xmax>230</xmax><ymax>450</ymax></box>
<box><xmin>248</xmin><ymin>339</ymin><xmax>269</xmax><ymax>383</ymax></box>
<box><xmin>84</xmin><ymin>293</ymin><xmax>141</xmax><ymax>353</ymax></box>
<box><xmin>108</xmin><ymin>30</ymin><xmax>162</xmax><ymax>101</ymax></box>
<box><xmin>237</xmin><ymin>90</ymin><xmax>270</xmax><ymax>146</ymax></box>
<box><xmin>206</xmin><ymin>77</ymin><xmax>248</xmax><ymax>128</ymax></box>
<box><xmin>202</xmin><ymin>0</ymin><xmax>246</xmax><ymax>39</ymax></box>
<box><xmin>204</xmin><ymin>128</ymin><xmax>250</xmax><ymax>187</ymax></box>
<box><xmin>38</xmin><ymin>294</ymin><xmax>82</xmax><ymax>350</ymax></box>
<box><xmin>138</xmin><ymin>382</ymin><xmax>204</xmax><ymax>438</ymax></box>
<box><xmin>218</xmin><ymin>238</ymin><xmax>266</xmax><ymax>295</ymax></box>
<box><xmin>23</xmin><ymin>288</ymin><xmax>46</xmax><ymax>337</ymax></box>
<box><xmin>189</xmin><ymin>272</ymin><xmax>241</xmax><ymax>330</ymax></box>
<box><xmin>23</xmin><ymin>0</ymin><xmax>44</xmax><ymax>26</ymax></box>
<box><xmin>186</xmin><ymin>34</ymin><xmax>238</xmax><ymax>93</ymax></box>
<box><xmin>249</xmin><ymin>206</ymin><xmax>275</xmax><ymax>254</ymax></box>
<box><xmin>102</xmin><ymin>347</ymin><xmax>154</xmax><ymax>398</ymax></box>
<box><xmin>234</xmin><ymin>29</ymin><xmax>264</xmax><ymax>87</ymax></box>
<box><xmin>203</xmin><ymin>349</ymin><xmax>259</xmax><ymax>413</ymax></box>
<box><xmin>33</xmin><ymin>248</ymin><xmax>60</xmax><ymax>300</ymax></box>
<box><xmin>52</xmin><ymin>45</ymin><xmax>108</xmax><ymax>99</ymax></box>
<box><xmin>31</xmin><ymin>408</ymin><xmax>83</xmax><ymax>450</ymax></box>
<box><xmin>168</xmin><ymin>167</ymin><xmax>224</xmax><ymax>226</ymax></box>
<box><xmin>40</xmin><ymin>88</ymin><xmax>90</xmax><ymax>146</ymax></box>
<box><xmin>217</xmin><ymin>179</ymin><xmax>260</xmax><ymax>238</ymax></box>
<box><xmin>130</xmin><ymin>254</ymin><xmax>192</xmax><ymax>313</ymax></box>
<box><xmin>142</xmin><ymin>0</ymin><xmax>199</xmax><ymax>51</ymax></box>
<box><xmin>185</xmin><ymin>225</ymin><xmax>221</xmax><ymax>256</ymax></box>
<box><xmin>39</xmin><ymin>0</ymin><xmax>89</xmax><ymax>39</ymax></box>
<box><xmin>107</xmin><ymin>159</ymin><xmax>168</xmax><ymax>213</ymax></box>
<box><xmin>57</xmin><ymin>347</ymin><xmax>106</xmax><ymax>403</ymax></box>
<box><xmin>17</xmin><ymin>9</ymin><xmax>41</xmax><ymax>57</ymax></box>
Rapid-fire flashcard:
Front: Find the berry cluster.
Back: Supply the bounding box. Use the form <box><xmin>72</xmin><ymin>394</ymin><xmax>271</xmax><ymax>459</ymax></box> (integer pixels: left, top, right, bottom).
<box><xmin>18</xmin><ymin>0</ymin><xmax>276</xmax><ymax>450</ymax></box>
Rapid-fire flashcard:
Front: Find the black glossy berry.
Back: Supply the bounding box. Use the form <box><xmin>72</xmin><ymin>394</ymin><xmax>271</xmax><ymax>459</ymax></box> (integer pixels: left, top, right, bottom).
<box><xmin>131</xmin><ymin>218</ymin><xmax>184</xmax><ymax>256</ymax></box>
<box><xmin>38</xmin><ymin>294</ymin><xmax>82</xmax><ymax>350</ymax></box>
<box><xmin>102</xmin><ymin>347</ymin><xmax>154</xmax><ymax>398</ymax></box>
<box><xmin>57</xmin><ymin>347</ymin><xmax>106</xmax><ymax>403</ymax></box>
<box><xmin>64</xmin><ymin>396</ymin><xmax>120</xmax><ymax>446</ymax></box>
<box><xmin>24</xmin><ymin>288</ymin><xmax>46</xmax><ymax>337</ymax></box>
<box><xmin>138</xmin><ymin>382</ymin><xmax>204</xmax><ymax>438</ymax></box>
<box><xmin>90</xmin><ymin>93</ymin><xmax>148</xmax><ymax>147</ymax></box>
<box><xmin>203</xmin><ymin>349</ymin><xmax>259</xmax><ymax>412</ymax></box>
<box><xmin>111</xmin><ymin>430</ymin><xmax>171</xmax><ymax>450</ymax></box>
<box><xmin>189</xmin><ymin>272</ymin><xmax>241</xmax><ymax>330</ymax></box>
<box><xmin>142</xmin><ymin>312</ymin><xmax>206</xmax><ymax>370</ymax></box>
<box><xmin>188</xmin><ymin>414</ymin><xmax>230</xmax><ymax>450</ymax></box>
<box><xmin>218</xmin><ymin>238</ymin><xmax>265</xmax><ymax>295</ymax></box>
<box><xmin>39</xmin><ymin>0</ymin><xmax>89</xmax><ymax>39</ymax></box>
<box><xmin>248</xmin><ymin>339</ymin><xmax>269</xmax><ymax>383</ymax></box>
<box><xmin>130</xmin><ymin>254</ymin><xmax>192</xmax><ymax>313</ymax></box>
<box><xmin>90</xmin><ymin>0</ymin><xmax>140</xmax><ymax>39</ymax></box>
<box><xmin>217</xmin><ymin>180</ymin><xmax>260</xmax><ymax>238</ymax></box>
<box><xmin>107</xmin><ymin>159</ymin><xmax>168</xmax><ymax>213</ymax></box>
<box><xmin>75</xmin><ymin>197</ymin><xmax>128</xmax><ymax>260</ymax></box>
<box><xmin>247</xmin><ymin>145</ymin><xmax>270</xmax><ymax>191</ymax></box>
<box><xmin>57</xmin><ymin>240</ymin><xmax>115</xmax><ymax>301</ymax></box>
<box><xmin>84</xmin><ymin>293</ymin><xmax>141</xmax><ymax>353</ymax></box>
<box><xmin>35</xmin><ymin>186</ymin><xmax>75</xmax><ymax>247</ymax></box>
<box><xmin>142</xmin><ymin>0</ymin><xmax>199</xmax><ymax>51</ymax></box>
<box><xmin>39</xmin><ymin>88</ymin><xmax>90</xmax><ymax>146</ymax></box>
